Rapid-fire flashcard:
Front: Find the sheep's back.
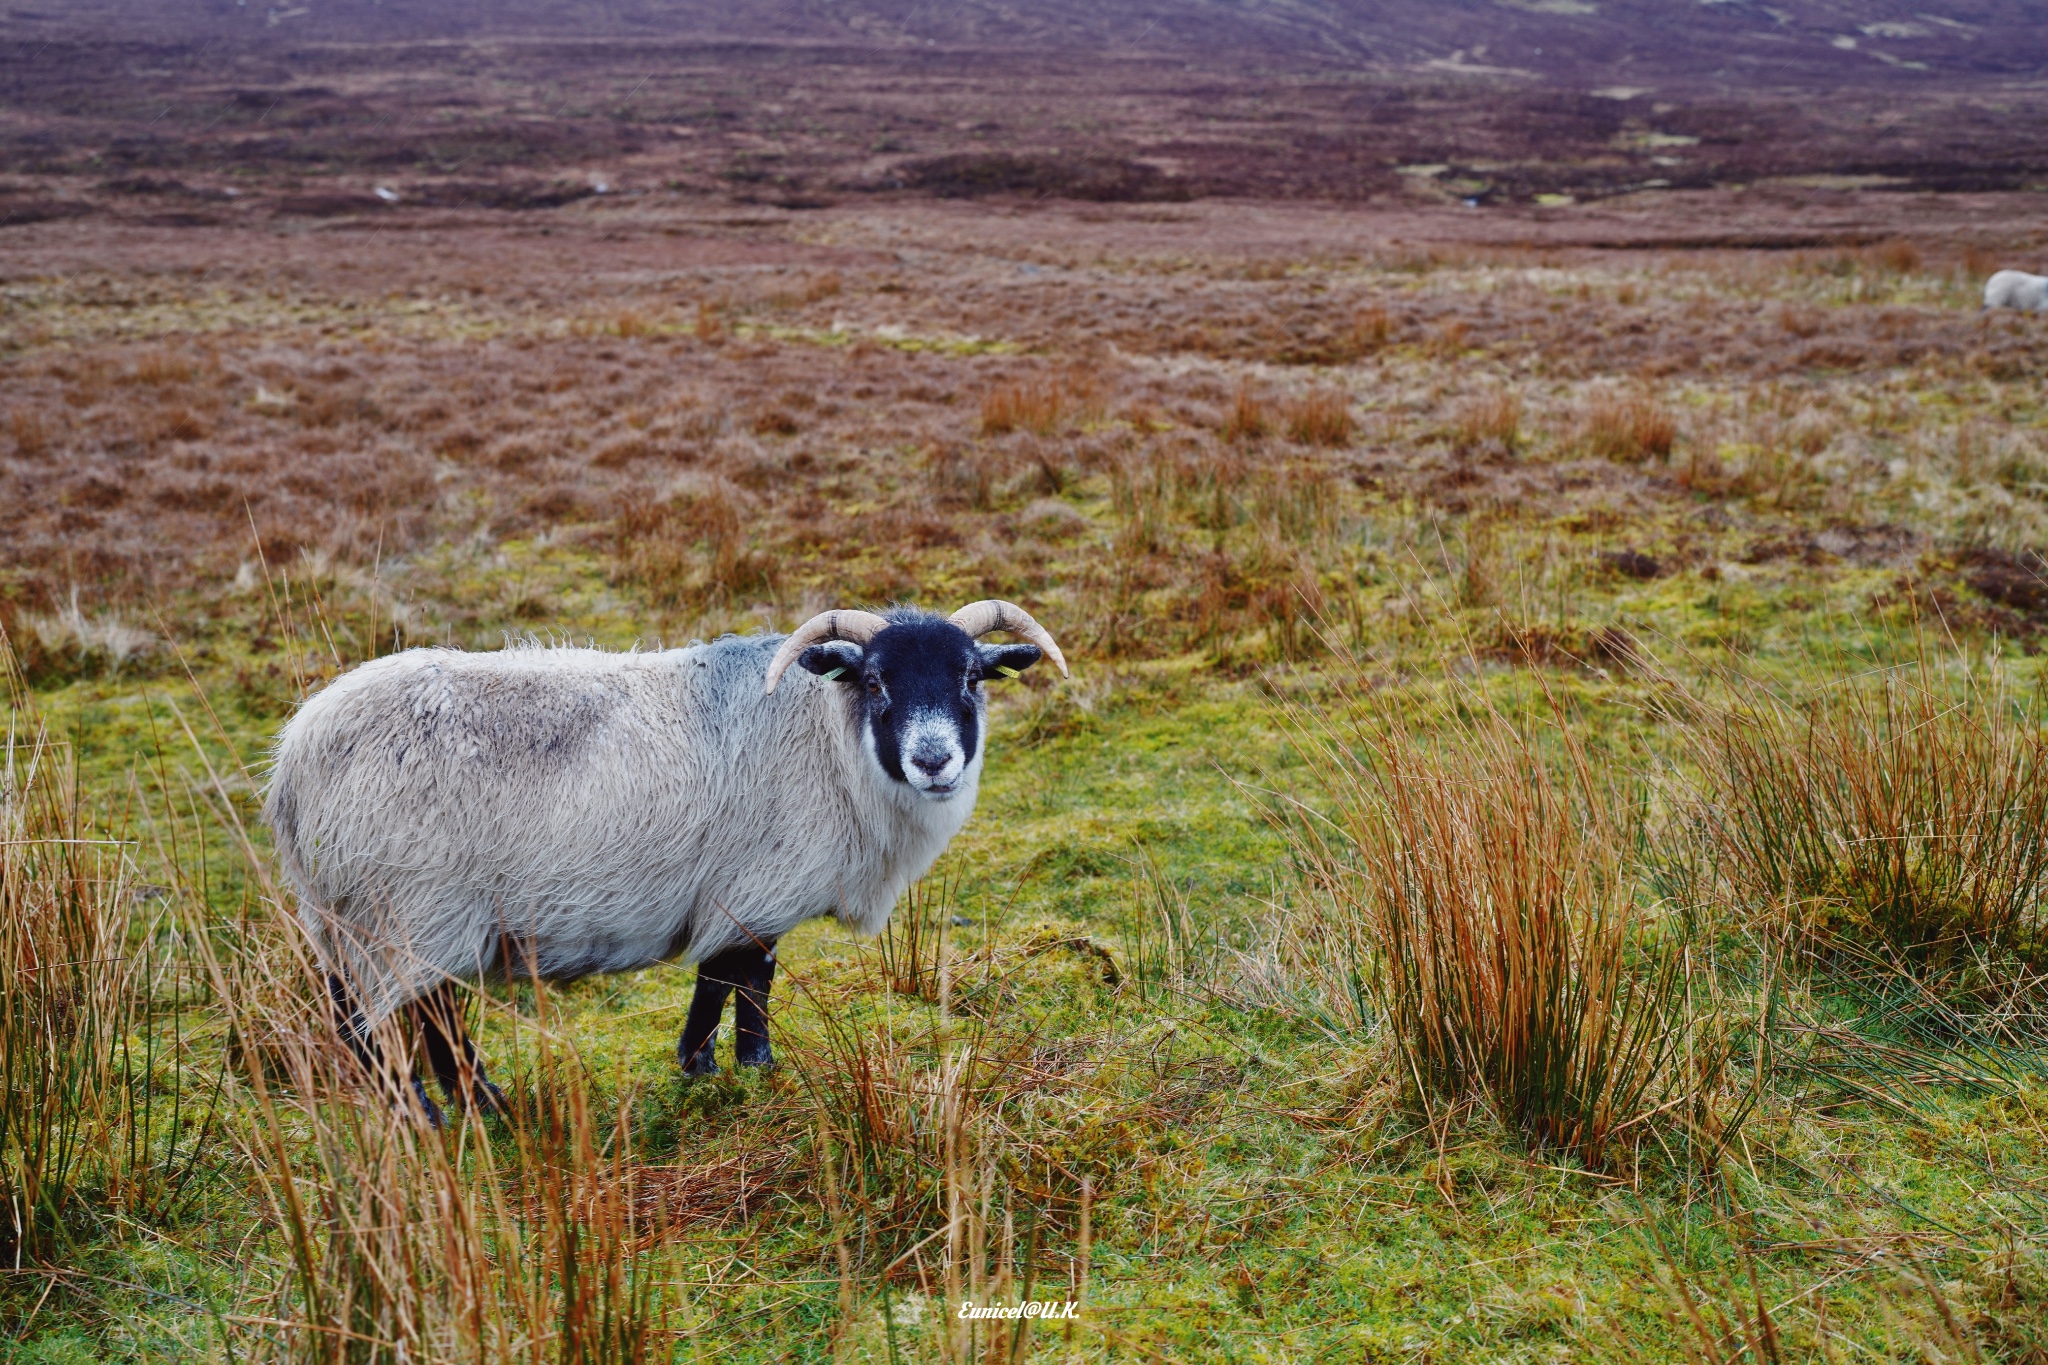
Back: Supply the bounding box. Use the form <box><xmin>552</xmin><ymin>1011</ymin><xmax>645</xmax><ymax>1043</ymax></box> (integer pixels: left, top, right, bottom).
<box><xmin>264</xmin><ymin>639</ymin><xmax>867</xmax><ymax>1009</ymax></box>
<box><xmin>1985</xmin><ymin>270</ymin><xmax>2048</xmax><ymax>311</ymax></box>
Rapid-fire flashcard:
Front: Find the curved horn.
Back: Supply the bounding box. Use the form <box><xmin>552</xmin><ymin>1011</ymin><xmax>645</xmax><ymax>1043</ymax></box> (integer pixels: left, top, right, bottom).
<box><xmin>763</xmin><ymin>609</ymin><xmax>892</xmax><ymax>694</ymax></box>
<box><xmin>949</xmin><ymin>600</ymin><xmax>1069</xmax><ymax>678</ymax></box>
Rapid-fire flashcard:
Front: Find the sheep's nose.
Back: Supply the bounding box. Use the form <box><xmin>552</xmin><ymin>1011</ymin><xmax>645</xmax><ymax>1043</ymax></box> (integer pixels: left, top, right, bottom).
<box><xmin>912</xmin><ymin>753</ymin><xmax>951</xmax><ymax>777</ymax></box>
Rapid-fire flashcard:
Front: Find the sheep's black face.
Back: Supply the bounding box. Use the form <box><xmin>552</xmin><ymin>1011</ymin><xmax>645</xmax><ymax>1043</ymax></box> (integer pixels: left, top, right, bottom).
<box><xmin>798</xmin><ymin>615</ymin><xmax>1043</xmax><ymax>800</ymax></box>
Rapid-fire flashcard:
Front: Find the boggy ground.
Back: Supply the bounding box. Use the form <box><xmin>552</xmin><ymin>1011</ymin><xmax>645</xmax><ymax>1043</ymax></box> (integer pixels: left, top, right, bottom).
<box><xmin>6</xmin><ymin>185</ymin><xmax>2048</xmax><ymax>1361</ymax></box>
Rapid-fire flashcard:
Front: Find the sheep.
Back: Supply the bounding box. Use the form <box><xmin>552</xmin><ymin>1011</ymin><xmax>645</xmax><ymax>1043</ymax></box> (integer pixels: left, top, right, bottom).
<box><xmin>1984</xmin><ymin>270</ymin><xmax>2048</xmax><ymax>313</ymax></box>
<box><xmin>262</xmin><ymin>600</ymin><xmax>1067</xmax><ymax>1123</ymax></box>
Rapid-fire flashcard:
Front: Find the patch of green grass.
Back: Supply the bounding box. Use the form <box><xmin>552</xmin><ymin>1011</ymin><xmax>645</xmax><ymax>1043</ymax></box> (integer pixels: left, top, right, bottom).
<box><xmin>739</xmin><ymin>322</ymin><xmax>1018</xmax><ymax>355</ymax></box>
<box><xmin>12</xmin><ymin>511</ymin><xmax>2048</xmax><ymax>1362</ymax></box>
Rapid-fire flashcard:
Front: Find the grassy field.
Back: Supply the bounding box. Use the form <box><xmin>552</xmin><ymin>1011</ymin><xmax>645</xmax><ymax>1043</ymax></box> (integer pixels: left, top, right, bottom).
<box><xmin>6</xmin><ymin>191</ymin><xmax>2048</xmax><ymax>1363</ymax></box>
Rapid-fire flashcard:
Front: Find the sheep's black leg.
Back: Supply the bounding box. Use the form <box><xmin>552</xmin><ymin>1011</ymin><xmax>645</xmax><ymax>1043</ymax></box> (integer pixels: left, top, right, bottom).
<box><xmin>329</xmin><ymin>972</ymin><xmax>442</xmax><ymax>1128</ymax></box>
<box><xmin>678</xmin><ymin>948</ymin><xmax>741</xmax><ymax>1075</ymax></box>
<box><xmin>733</xmin><ymin>941</ymin><xmax>778</xmax><ymax>1069</ymax></box>
<box><xmin>679</xmin><ymin>942</ymin><xmax>781</xmax><ymax>1075</ymax></box>
<box><xmin>412</xmin><ymin>982</ymin><xmax>508</xmax><ymax>1117</ymax></box>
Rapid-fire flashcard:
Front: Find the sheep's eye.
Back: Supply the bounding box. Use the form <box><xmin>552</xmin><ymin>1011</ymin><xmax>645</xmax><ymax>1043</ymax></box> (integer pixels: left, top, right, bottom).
<box><xmin>866</xmin><ymin>679</ymin><xmax>883</xmax><ymax>696</ymax></box>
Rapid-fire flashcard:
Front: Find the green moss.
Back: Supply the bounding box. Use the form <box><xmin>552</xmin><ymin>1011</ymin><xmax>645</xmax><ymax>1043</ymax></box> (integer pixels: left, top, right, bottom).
<box><xmin>14</xmin><ymin>103</ymin><xmax>2041</xmax><ymax>1365</ymax></box>
<box><xmin>15</xmin><ymin>498</ymin><xmax>2048</xmax><ymax>1362</ymax></box>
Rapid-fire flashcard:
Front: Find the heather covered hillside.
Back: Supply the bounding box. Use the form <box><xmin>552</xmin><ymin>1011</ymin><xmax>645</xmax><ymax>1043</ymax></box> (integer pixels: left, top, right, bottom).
<box><xmin>5</xmin><ymin>5</ymin><xmax>2048</xmax><ymax>1360</ymax></box>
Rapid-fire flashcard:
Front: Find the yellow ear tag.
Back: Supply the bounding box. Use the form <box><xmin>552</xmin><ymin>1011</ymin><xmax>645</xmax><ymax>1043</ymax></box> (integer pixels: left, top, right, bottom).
<box><xmin>822</xmin><ymin>666</ymin><xmax>847</xmax><ymax>681</ymax></box>
<box><xmin>995</xmin><ymin>665</ymin><xmax>1022</xmax><ymax>678</ymax></box>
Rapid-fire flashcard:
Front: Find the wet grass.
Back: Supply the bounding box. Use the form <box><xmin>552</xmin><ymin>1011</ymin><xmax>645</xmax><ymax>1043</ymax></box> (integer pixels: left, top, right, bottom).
<box><xmin>6</xmin><ymin>210</ymin><xmax>2048</xmax><ymax>1359</ymax></box>
<box><xmin>11</xmin><ymin>518</ymin><xmax>2048</xmax><ymax>1360</ymax></box>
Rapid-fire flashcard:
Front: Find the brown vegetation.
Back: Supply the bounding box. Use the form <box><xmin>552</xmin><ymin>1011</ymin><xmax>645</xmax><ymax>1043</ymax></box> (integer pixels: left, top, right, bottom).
<box><xmin>1280</xmin><ymin>706</ymin><xmax>1722</xmax><ymax>1171</ymax></box>
<box><xmin>980</xmin><ymin>379</ymin><xmax>1068</xmax><ymax>437</ymax></box>
<box><xmin>1</xmin><ymin>189</ymin><xmax>2041</xmax><ymax>678</ymax></box>
<box><xmin>1221</xmin><ymin>387</ymin><xmax>1270</xmax><ymax>444</ymax></box>
<box><xmin>1449</xmin><ymin>388</ymin><xmax>1523</xmax><ymax>458</ymax></box>
<box><xmin>1282</xmin><ymin>389</ymin><xmax>1354</xmax><ymax>448</ymax></box>
<box><xmin>1681</xmin><ymin>664</ymin><xmax>2048</xmax><ymax>964</ymax></box>
<box><xmin>0</xmin><ymin>710</ymin><xmax>145</xmax><ymax>1264</ymax></box>
<box><xmin>1583</xmin><ymin>391</ymin><xmax>1679</xmax><ymax>464</ymax></box>
<box><xmin>9</xmin><ymin>18</ymin><xmax>2048</xmax><ymax>1357</ymax></box>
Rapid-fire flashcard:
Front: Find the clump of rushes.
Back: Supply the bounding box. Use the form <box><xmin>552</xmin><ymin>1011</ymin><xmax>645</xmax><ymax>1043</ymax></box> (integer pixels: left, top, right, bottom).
<box><xmin>796</xmin><ymin>1011</ymin><xmax>1081</xmax><ymax>1362</ymax></box>
<box><xmin>201</xmin><ymin>937</ymin><xmax>672</xmax><ymax>1363</ymax></box>
<box><xmin>879</xmin><ymin>871</ymin><xmax>954</xmax><ymax>1002</ymax></box>
<box><xmin>0</xmin><ymin>681</ymin><xmax>137</xmax><ymax>1263</ymax></box>
<box><xmin>1281</xmin><ymin>705</ymin><xmax>1696</xmax><ymax>1170</ymax></box>
<box><xmin>1222</xmin><ymin>386</ymin><xmax>1270</xmax><ymax>443</ymax></box>
<box><xmin>789</xmin><ymin>1006</ymin><xmax>999</xmax><ymax>1267</ymax></box>
<box><xmin>1684</xmin><ymin>657</ymin><xmax>2048</xmax><ymax>970</ymax></box>
<box><xmin>1346</xmin><ymin>305</ymin><xmax>1392</xmax><ymax>355</ymax></box>
<box><xmin>1584</xmin><ymin>390</ymin><xmax>1678</xmax><ymax>463</ymax></box>
<box><xmin>980</xmin><ymin>378</ymin><xmax>1066</xmax><ymax>436</ymax></box>
<box><xmin>1448</xmin><ymin>387</ymin><xmax>1522</xmax><ymax>457</ymax></box>
<box><xmin>611</xmin><ymin>480</ymin><xmax>772</xmax><ymax>612</ymax></box>
<box><xmin>1282</xmin><ymin>388</ymin><xmax>1354</xmax><ymax>447</ymax></box>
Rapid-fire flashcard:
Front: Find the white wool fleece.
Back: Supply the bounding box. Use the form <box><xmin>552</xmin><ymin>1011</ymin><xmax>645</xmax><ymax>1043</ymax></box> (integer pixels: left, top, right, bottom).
<box><xmin>1984</xmin><ymin>270</ymin><xmax>2048</xmax><ymax>313</ymax></box>
<box><xmin>263</xmin><ymin>635</ymin><xmax>978</xmax><ymax>1025</ymax></box>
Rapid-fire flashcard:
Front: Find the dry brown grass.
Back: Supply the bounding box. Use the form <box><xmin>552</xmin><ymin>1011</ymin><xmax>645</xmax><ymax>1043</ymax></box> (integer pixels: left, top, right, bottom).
<box><xmin>694</xmin><ymin>300</ymin><xmax>727</xmax><ymax>345</ymax></box>
<box><xmin>8</xmin><ymin>409</ymin><xmax>51</xmax><ymax>459</ymax></box>
<box><xmin>190</xmin><ymin>918</ymin><xmax>681</xmax><ymax>1362</ymax></box>
<box><xmin>1347</xmin><ymin>305</ymin><xmax>1392</xmax><ymax>355</ymax></box>
<box><xmin>612</xmin><ymin>478</ymin><xmax>772</xmax><ymax>610</ymax></box>
<box><xmin>1449</xmin><ymin>388</ymin><xmax>1522</xmax><ymax>457</ymax></box>
<box><xmin>980</xmin><ymin>378</ymin><xmax>1067</xmax><ymax>436</ymax></box>
<box><xmin>1278</xmin><ymin>704</ymin><xmax>1722</xmax><ymax>1170</ymax></box>
<box><xmin>1222</xmin><ymin>386</ymin><xmax>1270</xmax><ymax>443</ymax></box>
<box><xmin>0</xmin><ymin>203</ymin><xmax>2038</xmax><ymax>671</ymax></box>
<box><xmin>1282</xmin><ymin>388</ymin><xmax>1354</xmax><ymax>447</ymax></box>
<box><xmin>1424</xmin><ymin>318</ymin><xmax>1472</xmax><ymax>360</ymax></box>
<box><xmin>1460</xmin><ymin>517</ymin><xmax>1501</xmax><ymax>609</ymax></box>
<box><xmin>1869</xmin><ymin>238</ymin><xmax>1925</xmax><ymax>275</ymax></box>
<box><xmin>1681</xmin><ymin>660</ymin><xmax>2048</xmax><ymax>963</ymax></box>
<box><xmin>1777</xmin><ymin>303</ymin><xmax>1825</xmax><ymax>339</ymax></box>
<box><xmin>1584</xmin><ymin>391</ymin><xmax>1679</xmax><ymax>464</ymax></box>
<box><xmin>1962</xmin><ymin>242</ymin><xmax>2001</xmax><ymax>279</ymax></box>
<box><xmin>1785</xmin><ymin>406</ymin><xmax>1836</xmax><ymax>456</ymax></box>
<box><xmin>0</xmin><ymin>692</ymin><xmax>144</xmax><ymax>1263</ymax></box>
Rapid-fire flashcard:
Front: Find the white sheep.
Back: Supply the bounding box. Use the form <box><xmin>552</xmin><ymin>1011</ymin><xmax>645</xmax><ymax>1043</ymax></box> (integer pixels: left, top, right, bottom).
<box><xmin>263</xmin><ymin>601</ymin><xmax>1066</xmax><ymax>1122</ymax></box>
<box><xmin>1984</xmin><ymin>270</ymin><xmax>2048</xmax><ymax>312</ymax></box>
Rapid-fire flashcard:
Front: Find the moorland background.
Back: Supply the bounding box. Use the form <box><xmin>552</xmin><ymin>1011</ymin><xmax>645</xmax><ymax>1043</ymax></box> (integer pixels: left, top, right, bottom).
<box><xmin>4</xmin><ymin>2</ymin><xmax>2048</xmax><ymax>1360</ymax></box>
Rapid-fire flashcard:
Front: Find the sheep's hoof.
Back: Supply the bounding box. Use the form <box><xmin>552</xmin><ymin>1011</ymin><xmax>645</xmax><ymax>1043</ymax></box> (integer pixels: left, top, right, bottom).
<box><xmin>735</xmin><ymin>1038</ymin><xmax>774</xmax><ymax>1069</ymax></box>
<box><xmin>469</xmin><ymin>1079</ymin><xmax>511</xmax><ymax>1118</ymax></box>
<box><xmin>679</xmin><ymin>1031</ymin><xmax>719</xmax><ymax>1076</ymax></box>
<box><xmin>408</xmin><ymin>1078</ymin><xmax>446</xmax><ymax>1130</ymax></box>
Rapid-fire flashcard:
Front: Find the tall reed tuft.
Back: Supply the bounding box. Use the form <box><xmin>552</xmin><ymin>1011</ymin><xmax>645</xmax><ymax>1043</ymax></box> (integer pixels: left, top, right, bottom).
<box><xmin>1123</xmin><ymin>842</ymin><xmax>1203</xmax><ymax>1005</ymax></box>
<box><xmin>0</xmin><ymin>711</ymin><xmax>137</xmax><ymax>1262</ymax></box>
<box><xmin>1449</xmin><ymin>387</ymin><xmax>1522</xmax><ymax>457</ymax></box>
<box><xmin>878</xmin><ymin>872</ymin><xmax>954</xmax><ymax>1004</ymax></box>
<box><xmin>207</xmin><ymin>951</ymin><xmax>673</xmax><ymax>1363</ymax></box>
<box><xmin>1683</xmin><ymin>659</ymin><xmax>2048</xmax><ymax>967</ymax></box>
<box><xmin>1282</xmin><ymin>389</ymin><xmax>1354</xmax><ymax>448</ymax></box>
<box><xmin>797</xmin><ymin>1005</ymin><xmax>1078</xmax><ymax>1362</ymax></box>
<box><xmin>1222</xmin><ymin>386</ymin><xmax>1271</xmax><ymax>443</ymax></box>
<box><xmin>1281</xmin><ymin>707</ymin><xmax>1694</xmax><ymax>1169</ymax></box>
<box><xmin>166</xmin><ymin>800</ymin><xmax>671</xmax><ymax>1365</ymax></box>
<box><xmin>1584</xmin><ymin>391</ymin><xmax>1678</xmax><ymax>463</ymax></box>
<box><xmin>980</xmin><ymin>379</ymin><xmax>1066</xmax><ymax>436</ymax></box>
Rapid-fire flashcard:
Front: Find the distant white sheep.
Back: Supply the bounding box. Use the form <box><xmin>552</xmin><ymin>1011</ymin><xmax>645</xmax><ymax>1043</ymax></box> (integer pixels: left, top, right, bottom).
<box><xmin>1984</xmin><ymin>270</ymin><xmax>2048</xmax><ymax>313</ymax></box>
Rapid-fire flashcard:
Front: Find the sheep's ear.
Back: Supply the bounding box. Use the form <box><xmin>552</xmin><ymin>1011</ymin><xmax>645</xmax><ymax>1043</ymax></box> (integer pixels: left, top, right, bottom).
<box><xmin>977</xmin><ymin>643</ymin><xmax>1042</xmax><ymax>680</ymax></box>
<box><xmin>799</xmin><ymin>642</ymin><xmax>864</xmax><ymax>683</ymax></box>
